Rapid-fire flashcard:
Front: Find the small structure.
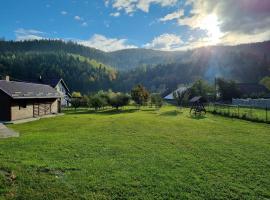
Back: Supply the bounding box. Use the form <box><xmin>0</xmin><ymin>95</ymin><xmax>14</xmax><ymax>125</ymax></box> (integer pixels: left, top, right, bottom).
<box><xmin>189</xmin><ymin>96</ymin><xmax>206</xmax><ymax>115</ymax></box>
<box><xmin>39</xmin><ymin>78</ymin><xmax>71</xmax><ymax>106</ymax></box>
<box><xmin>0</xmin><ymin>78</ymin><xmax>61</xmax><ymax>122</ymax></box>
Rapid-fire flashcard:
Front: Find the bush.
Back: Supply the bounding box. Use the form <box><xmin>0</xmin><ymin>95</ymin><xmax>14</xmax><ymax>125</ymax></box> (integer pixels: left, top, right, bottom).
<box><xmin>108</xmin><ymin>92</ymin><xmax>130</xmax><ymax>110</ymax></box>
<box><xmin>131</xmin><ymin>85</ymin><xmax>149</xmax><ymax>107</ymax></box>
<box><xmin>88</xmin><ymin>95</ymin><xmax>107</xmax><ymax>111</ymax></box>
<box><xmin>150</xmin><ymin>93</ymin><xmax>163</xmax><ymax>108</ymax></box>
<box><xmin>70</xmin><ymin>98</ymin><xmax>81</xmax><ymax>110</ymax></box>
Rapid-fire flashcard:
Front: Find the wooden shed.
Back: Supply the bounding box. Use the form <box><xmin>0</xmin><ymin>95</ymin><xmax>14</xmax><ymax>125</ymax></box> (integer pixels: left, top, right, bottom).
<box><xmin>0</xmin><ymin>79</ymin><xmax>62</xmax><ymax>121</ymax></box>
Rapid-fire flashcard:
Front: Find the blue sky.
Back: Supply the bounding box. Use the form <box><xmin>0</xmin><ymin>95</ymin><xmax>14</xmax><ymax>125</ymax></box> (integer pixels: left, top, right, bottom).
<box><xmin>1</xmin><ymin>0</ymin><xmax>269</xmax><ymax>51</ymax></box>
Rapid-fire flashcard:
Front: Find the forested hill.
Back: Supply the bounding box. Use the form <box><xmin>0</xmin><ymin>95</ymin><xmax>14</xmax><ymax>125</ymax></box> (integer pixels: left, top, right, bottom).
<box><xmin>0</xmin><ymin>40</ymin><xmax>187</xmax><ymax>70</ymax></box>
<box><xmin>0</xmin><ymin>40</ymin><xmax>269</xmax><ymax>94</ymax></box>
<box><xmin>0</xmin><ymin>40</ymin><xmax>113</xmax><ymax>67</ymax></box>
<box><xmin>1</xmin><ymin>40</ymin><xmax>270</xmax><ymax>71</ymax></box>
<box><xmin>0</xmin><ymin>52</ymin><xmax>117</xmax><ymax>93</ymax></box>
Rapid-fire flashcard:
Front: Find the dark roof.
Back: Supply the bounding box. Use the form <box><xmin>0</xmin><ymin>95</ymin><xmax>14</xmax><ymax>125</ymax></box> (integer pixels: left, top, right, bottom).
<box><xmin>236</xmin><ymin>83</ymin><xmax>269</xmax><ymax>95</ymax></box>
<box><xmin>0</xmin><ymin>80</ymin><xmax>61</xmax><ymax>99</ymax></box>
<box><xmin>40</xmin><ymin>78</ymin><xmax>70</xmax><ymax>93</ymax></box>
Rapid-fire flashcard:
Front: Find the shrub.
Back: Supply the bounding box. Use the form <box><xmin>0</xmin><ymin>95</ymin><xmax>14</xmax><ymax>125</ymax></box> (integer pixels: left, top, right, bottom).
<box><xmin>88</xmin><ymin>95</ymin><xmax>107</xmax><ymax>111</ymax></box>
<box><xmin>131</xmin><ymin>85</ymin><xmax>149</xmax><ymax>107</ymax></box>
<box><xmin>108</xmin><ymin>92</ymin><xmax>130</xmax><ymax>110</ymax></box>
<box><xmin>150</xmin><ymin>93</ymin><xmax>163</xmax><ymax>108</ymax></box>
<box><xmin>70</xmin><ymin>98</ymin><xmax>81</xmax><ymax>110</ymax></box>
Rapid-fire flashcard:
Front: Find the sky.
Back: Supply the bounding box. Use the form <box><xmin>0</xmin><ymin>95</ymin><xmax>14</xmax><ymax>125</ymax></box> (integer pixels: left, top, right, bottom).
<box><xmin>0</xmin><ymin>0</ymin><xmax>270</xmax><ymax>52</ymax></box>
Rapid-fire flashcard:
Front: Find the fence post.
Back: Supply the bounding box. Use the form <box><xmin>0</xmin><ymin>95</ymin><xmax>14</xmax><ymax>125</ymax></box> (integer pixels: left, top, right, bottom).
<box><xmin>237</xmin><ymin>105</ymin><xmax>240</xmax><ymax>117</ymax></box>
<box><xmin>266</xmin><ymin>107</ymin><xmax>268</xmax><ymax>122</ymax></box>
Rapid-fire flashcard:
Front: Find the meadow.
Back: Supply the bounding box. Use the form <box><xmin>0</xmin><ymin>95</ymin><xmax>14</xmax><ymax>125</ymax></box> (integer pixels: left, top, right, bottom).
<box><xmin>206</xmin><ymin>103</ymin><xmax>270</xmax><ymax>123</ymax></box>
<box><xmin>0</xmin><ymin>106</ymin><xmax>270</xmax><ymax>199</ymax></box>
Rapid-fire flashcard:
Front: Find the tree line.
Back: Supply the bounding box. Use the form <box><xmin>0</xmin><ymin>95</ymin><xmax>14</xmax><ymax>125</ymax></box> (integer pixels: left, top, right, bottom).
<box><xmin>70</xmin><ymin>85</ymin><xmax>163</xmax><ymax>111</ymax></box>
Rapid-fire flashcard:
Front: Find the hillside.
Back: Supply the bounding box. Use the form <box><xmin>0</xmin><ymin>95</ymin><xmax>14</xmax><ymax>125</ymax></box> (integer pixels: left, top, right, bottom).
<box><xmin>0</xmin><ymin>40</ymin><xmax>269</xmax><ymax>93</ymax></box>
<box><xmin>0</xmin><ymin>51</ymin><xmax>117</xmax><ymax>93</ymax></box>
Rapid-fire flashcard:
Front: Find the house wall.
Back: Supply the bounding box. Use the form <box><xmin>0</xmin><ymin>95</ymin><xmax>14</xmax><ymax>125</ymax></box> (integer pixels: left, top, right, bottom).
<box><xmin>0</xmin><ymin>90</ymin><xmax>11</xmax><ymax>121</ymax></box>
<box><xmin>51</xmin><ymin>99</ymin><xmax>59</xmax><ymax>113</ymax></box>
<box><xmin>11</xmin><ymin>101</ymin><xmax>34</xmax><ymax>121</ymax></box>
<box><xmin>55</xmin><ymin>82</ymin><xmax>69</xmax><ymax>106</ymax></box>
<box><xmin>10</xmin><ymin>98</ymin><xmax>59</xmax><ymax>121</ymax></box>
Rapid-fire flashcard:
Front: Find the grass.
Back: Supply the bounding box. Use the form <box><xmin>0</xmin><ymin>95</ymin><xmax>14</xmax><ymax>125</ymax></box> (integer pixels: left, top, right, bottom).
<box><xmin>206</xmin><ymin>104</ymin><xmax>270</xmax><ymax>123</ymax></box>
<box><xmin>0</xmin><ymin>106</ymin><xmax>270</xmax><ymax>199</ymax></box>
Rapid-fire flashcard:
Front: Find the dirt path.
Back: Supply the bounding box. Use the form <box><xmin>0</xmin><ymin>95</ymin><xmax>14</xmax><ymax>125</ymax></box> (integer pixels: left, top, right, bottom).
<box><xmin>0</xmin><ymin>123</ymin><xmax>19</xmax><ymax>139</ymax></box>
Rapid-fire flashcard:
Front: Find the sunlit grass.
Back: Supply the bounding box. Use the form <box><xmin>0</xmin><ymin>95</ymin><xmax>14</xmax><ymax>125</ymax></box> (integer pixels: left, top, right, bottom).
<box><xmin>0</xmin><ymin>106</ymin><xmax>270</xmax><ymax>199</ymax></box>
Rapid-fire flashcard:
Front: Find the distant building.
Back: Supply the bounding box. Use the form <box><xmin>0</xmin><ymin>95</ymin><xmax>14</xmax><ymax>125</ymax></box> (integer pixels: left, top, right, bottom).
<box><xmin>163</xmin><ymin>86</ymin><xmax>189</xmax><ymax>100</ymax></box>
<box><xmin>39</xmin><ymin>78</ymin><xmax>71</xmax><ymax>106</ymax></box>
<box><xmin>236</xmin><ymin>83</ymin><xmax>270</xmax><ymax>97</ymax></box>
<box><xmin>0</xmin><ymin>77</ymin><xmax>61</xmax><ymax>121</ymax></box>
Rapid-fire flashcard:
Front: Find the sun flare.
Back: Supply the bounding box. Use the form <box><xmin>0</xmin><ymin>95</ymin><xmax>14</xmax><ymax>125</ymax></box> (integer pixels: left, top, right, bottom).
<box><xmin>201</xmin><ymin>14</ymin><xmax>223</xmax><ymax>44</ymax></box>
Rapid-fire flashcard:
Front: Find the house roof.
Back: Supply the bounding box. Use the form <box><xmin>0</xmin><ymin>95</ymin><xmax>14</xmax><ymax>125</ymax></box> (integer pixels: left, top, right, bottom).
<box><xmin>40</xmin><ymin>78</ymin><xmax>70</xmax><ymax>93</ymax></box>
<box><xmin>164</xmin><ymin>86</ymin><xmax>189</xmax><ymax>100</ymax></box>
<box><xmin>0</xmin><ymin>80</ymin><xmax>61</xmax><ymax>99</ymax></box>
<box><xmin>189</xmin><ymin>96</ymin><xmax>202</xmax><ymax>103</ymax></box>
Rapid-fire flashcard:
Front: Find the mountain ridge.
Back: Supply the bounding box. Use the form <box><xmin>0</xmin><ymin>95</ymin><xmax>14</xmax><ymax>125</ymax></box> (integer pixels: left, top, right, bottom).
<box><xmin>0</xmin><ymin>40</ymin><xmax>269</xmax><ymax>93</ymax></box>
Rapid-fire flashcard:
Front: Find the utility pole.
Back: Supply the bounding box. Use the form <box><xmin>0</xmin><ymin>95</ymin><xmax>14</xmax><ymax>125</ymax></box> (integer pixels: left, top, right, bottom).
<box><xmin>214</xmin><ymin>77</ymin><xmax>217</xmax><ymax>102</ymax></box>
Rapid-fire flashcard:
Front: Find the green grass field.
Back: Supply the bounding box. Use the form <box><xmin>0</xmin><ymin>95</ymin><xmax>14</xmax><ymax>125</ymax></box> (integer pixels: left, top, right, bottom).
<box><xmin>206</xmin><ymin>104</ymin><xmax>270</xmax><ymax>123</ymax></box>
<box><xmin>0</xmin><ymin>106</ymin><xmax>270</xmax><ymax>199</ymax></box>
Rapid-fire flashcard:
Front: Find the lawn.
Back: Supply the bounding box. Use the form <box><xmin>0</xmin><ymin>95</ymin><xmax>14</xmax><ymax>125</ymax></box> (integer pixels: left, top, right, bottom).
<box><xmin>0</xmin><ymin>106</ymin><xmax>270</xmax><ymax>200</ymax></box>
<box><xmin>206</xmin><ymin>104</ymin><xmax>270</xmax><ymax>123</ymax></box>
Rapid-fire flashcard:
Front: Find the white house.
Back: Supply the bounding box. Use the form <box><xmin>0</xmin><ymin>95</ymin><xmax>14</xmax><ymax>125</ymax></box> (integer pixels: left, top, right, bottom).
<box><xmin>41</xmin><ymin>78</ymin><xmax>71</xmax><ymax>106</ymax></box>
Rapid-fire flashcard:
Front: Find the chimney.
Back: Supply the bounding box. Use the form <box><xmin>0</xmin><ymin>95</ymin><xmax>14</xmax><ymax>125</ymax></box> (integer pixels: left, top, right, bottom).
<box><xmin>5</xmin><ymin>76</ymin><xmax>10</xmax><ymax>81</ymax></box>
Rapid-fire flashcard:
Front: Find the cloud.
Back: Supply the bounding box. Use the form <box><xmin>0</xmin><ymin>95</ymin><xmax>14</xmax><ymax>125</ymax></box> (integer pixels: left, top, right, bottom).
<box><xmin>106</xmin><ymin>0</ymin><xmax>178</xmax><ymax>14</ymax></box>
<box><xmin>74</xmin><ymin>15</ymin><xmax>83</xmax><ymax>21</ymax></box>
<box><xmin>61</xmin><ymin>11</ymin><xmax>68</xmax><ymax>15</ymax></box>
<box><xmin>143</xmin><ymin>33</ymin><xmax>183</xmax><ymax>51</ymax></box>
<box><xmin>159</xmin><ymin>9</ymin><xmax>184</xmax><ymax>22</ymax></box>
<box><xmin>79</xmin><ymin>34</ymin><xmax>137</xmax><ymax>51</ymax></box>
<box><xmin>110</xmin><ymin>12</ymin><xmax>120</xmax><ymax>17</ymax></box>
<box><xmin>162</xmin><ymin>0</ymin><xmax>270</xmax><ymax>46</ymax></box>
<box><xmin>15</xmin><ymin>28</ymin><xmax>45</xmax><ymax>41</ymax></box>
<box><xmin>104</xmin><ymin>0</ymin><xmax>110</xmax><ymax>7</ymax></box>
<box><xmin>81</xmin><ymin>22</ymin><xmax>88</xmax><ymax>27</ymax></box>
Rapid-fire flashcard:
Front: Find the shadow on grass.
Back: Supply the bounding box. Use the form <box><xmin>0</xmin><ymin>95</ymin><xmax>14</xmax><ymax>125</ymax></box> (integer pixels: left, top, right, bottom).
<box><xmin>159</xmin><ymin>110</ymin><xmax>183</xmax><ymax>117</ymax></box>
<box><xmin>66</xmin><ymin>108</ymin><xmax>139</xmax><ymax>115</ymax></box>
<box><xmin>188</xmin><ymin>114</ymin><xmax>207</xmax><ymax>120</ymax></box>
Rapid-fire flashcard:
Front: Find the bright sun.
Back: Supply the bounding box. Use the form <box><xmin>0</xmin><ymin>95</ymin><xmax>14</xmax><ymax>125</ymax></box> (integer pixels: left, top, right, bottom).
<box><xmin>201</xmin><ymin>14</ymin><xmax>222</xmax><ymax>44</ymax></box>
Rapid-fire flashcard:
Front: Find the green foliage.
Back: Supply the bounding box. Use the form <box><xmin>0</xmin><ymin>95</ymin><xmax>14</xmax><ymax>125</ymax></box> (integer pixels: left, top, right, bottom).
<box><xmin>0</xmin><ymin>51</ymin><xmax>117</xmax><ymax>94</ymax></box>
<box><xmin>131</xmin><ymin>85</ymin><xmax>150</xmax><ymax>106</ymax></box>
<box><xmin>108</xmin><ymin>92</ymin><xmax>130</xmax><ymax>110</ymax></box>
<box><xmin>173</xmin><ymin>89</ymin><xmax>190</xmax><ymax>107</ymax></box>
<box><xmin>88</xmin><ymin>94</ymin><xmax>107</xmax><ymax>110</ymax></box>
<box><xmin>150</xmin><ymin>93</ymin><xmax>163</xmax><ymax>108</ymax></box>
<box><xmin>0</xmin><ymin>40</ymin><xmax>269</xmax><ymax>94</ymax></box>
<box><xmin>216</xmin><ymin>78</ymin><xmax>241</xmax><ymax>101</ymax></box>
<box><xmin>189</xmin><ymin>80</ymin><xmax>215</xmax><ymax>101</ymax></box>
<box><xmin>71</xmin><ymin>91</ymin><xmax>82</xmax><ymax>98</ymax></box>
<box><xmin>260</xmin><ymin>76</ymin><xmax>270</xmax><ymax>91</ymax></box>
<box><xmin>70</xmin><ymin>98</ymin><xmax>81</xmax><ymax>110</ymax></box>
